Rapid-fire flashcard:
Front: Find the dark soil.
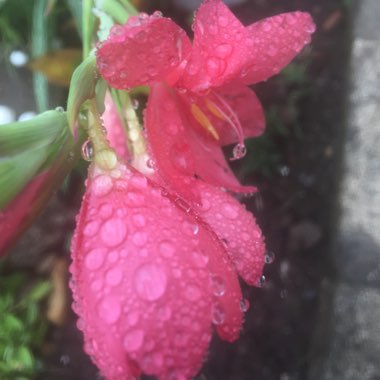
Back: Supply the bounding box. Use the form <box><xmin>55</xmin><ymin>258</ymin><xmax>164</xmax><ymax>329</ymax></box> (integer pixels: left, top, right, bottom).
<box><xmin>4</xmin><ymin>0</ymin><xmax>354</xmax><ymax>379</ymax></box>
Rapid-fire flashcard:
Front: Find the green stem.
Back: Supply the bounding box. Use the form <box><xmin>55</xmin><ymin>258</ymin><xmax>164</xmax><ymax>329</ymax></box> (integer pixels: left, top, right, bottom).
<box><xmin>32</xmin><ymin>0</ymin><xmax>49</xmax><ymax>113</ymax></box>
<box><xmin>82</xmin><ymin>0</ymin><xmax>94</xmax><ymax>59</ymax></box>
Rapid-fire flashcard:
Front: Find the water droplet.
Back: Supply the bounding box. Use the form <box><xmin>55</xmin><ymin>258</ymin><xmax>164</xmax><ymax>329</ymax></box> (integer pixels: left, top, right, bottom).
<box><xmin>231</xmin><ymin>143</ymin><xmax>247</xmax><ymax>160</ymax></box>
<box><xmin>100</xmin><ymin>218</ymin><xmax>127</xmax><ymax>247</ymax></box>
<box><xmin>206</xmin><ymin>57</ymin><xmax>226</xmax><ymax>77</ymax></box>
<box><xmin>215</xmin><ymin>43</ymin><xmax>233</xmax><ymax>58</ymax></box>
<box><xmin>132</xmin><ymin>214</ymin><xmax>146</xmax><ymax>228</ymax></box>
<box><xmin>185</xmin><ymin>285</ymin><xmax>202</xmax><ymax>301</ymax></box>
<box><xmin>285</xmin><ymin>13</ymin><xmax>297</xmax><ymax>25</ymax></box>
<box><xmin>211</xmin><ymin>275</ymin><xmax>225</xmax><ymax>297</ymax></box>
<box><xmin>221</xmin><ymin>203</ymin><xmax>239</xmax><ymax>219</ymax></box>
<box><xmin>123</xmin><ymin>329</ymin><xmax>144</xmax><ymax>351</ymax></box>
<box><xmin>134</xmin><ymin>264</ymin><xmax>167</xmax><ymax>301</ymax></box>
<box><xmin>159</xmin><ymin>240</ymin><xmax>175</xmax><ymax>258</ymax></box>
<box><xmin>85</xmin><ymin>248</ymin><xmax>105</xmax><ymax>270</ymax></box>
<box><xmin>257</xmin><ymin>275</ymin><xmax>266</xmax><ymax>288</ymax></box>
<box><xmin>55</xmin><ymin>106</ymin><xmax>65</xmax><ymax>113</ymax></box>
<box><xmin>81</xmin><ymin>140</ymin><xmax>94</xmax><ymax>161</ymax></box>
<box><xmin>265</xmin><ymin>251</ymin><xmax>275</xmax><ymax>264</ymax></box>
<box><xmin>240</xmin><ymin>298</ymin><xmax>250</xmax><ymax>312</ymax></box>
<box><xmin>105</xmin><ymin>268</ymin><xmax>122</xmax><ymax>286</ymax></box>
<box><xmin>131</xmin><ymin>98</ymin><xmax>139</xmax><ymax>109</ymax></box>
<box><xmin>175</xmin><ymin>198</ymin><xmax>191</xmax><ymax>213</ymax></box>
<box><xmin>146</xmin><ymin>158</ymin><xmax>155</xmax><ymax>169</ymax></box>
<box><xmin>267</xmin><ymin>45</ymin><xmax>278</xmax><ymax>57</ymax></box>
<box><xmin>132</xmin><ymin>231</ymin><xmax>148</xmax><ymax>247</ymax></box>
<box><xmin>92</xmin><ymin>175</ymin><xmax>113</xmax><ymax>197</ymax></box>
<box><xmin>83</xmin><ymin>220</ymin><xmax>99</xmax><ymax>237</ymax></box>
<box><xmin>212</xmin><ymin>303</ymin><xmax>225</xmax><ymax>325</ymax></box>
<box><xmin>218</xmin><ymin>16</ymin><xmax>229</xmax><ymax>27</ymax></box>
<box><xmin>97</xmin><ymin>296</ymin><xmax>121</xmax><ymax>324</ymax></box>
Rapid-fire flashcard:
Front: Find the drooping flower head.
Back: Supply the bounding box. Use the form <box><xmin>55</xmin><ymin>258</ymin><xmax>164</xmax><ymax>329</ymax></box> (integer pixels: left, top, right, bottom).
<box><xmin>70</xmin><ymin>1</ymin><xmax>315</xmax><ymax>379</ymax></box>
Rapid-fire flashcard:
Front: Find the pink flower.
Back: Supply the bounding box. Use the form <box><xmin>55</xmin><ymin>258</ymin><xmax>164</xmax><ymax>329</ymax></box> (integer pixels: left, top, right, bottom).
<box><xmin>70</xmin><ymin>160</ymin><xmax>248</xmax><ymax>380</ymax></box>
<box><xmin>97</xmin><ymin>0</ymin><xmax>315</xmax><ymax>201</ymax></box>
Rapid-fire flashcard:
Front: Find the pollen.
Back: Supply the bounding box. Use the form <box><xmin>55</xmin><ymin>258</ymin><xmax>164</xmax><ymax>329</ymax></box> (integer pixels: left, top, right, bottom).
<box><xmin>191</xmin><ymin>103</ymin><xmax>220</xmax><ymax>140</ymax></box>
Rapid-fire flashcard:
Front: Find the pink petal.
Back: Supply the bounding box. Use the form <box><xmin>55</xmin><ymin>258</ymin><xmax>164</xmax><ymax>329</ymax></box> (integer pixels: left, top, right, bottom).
<box><xmin>180</xmin><ymin>0</ymin><xmax>248</xmax><ymax>92</ymax></box>
<box><xmin>145</xmin><ymin>83</ymin><xmax>255</xmax><ymax>203</ymax></box>
<box><xmin>180</xmin><ymin>0</ymin><xmax>315</xmax><ymax>91</ymax></box>
<box><xmin>238</xmin><ymin>12</ymin><xmax>316</xmax><ymax>85</ymax></box>
<box><xmin>71</xmin><ymin>162</ymin><xmax>247</xmax><ymax>379</ymax></box>
<box><xmin>103</xmin><ymin>92</ymin><xmax>130</xmax><ymax>160</ymax></box>
<box><xmin>196</xmin><ymin>181</ymin><xmax>266</xmax><ymax>286</ymax></box>
<box><xmin>97</xmin><ymin>13</ymin><xmax>192</xmax><ymax>89</ymax></box>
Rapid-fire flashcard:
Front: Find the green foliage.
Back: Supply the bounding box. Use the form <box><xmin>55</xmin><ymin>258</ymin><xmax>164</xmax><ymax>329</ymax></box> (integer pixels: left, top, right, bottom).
<box><xmin>0</xmin><ymin>264</ymin><xmax>51</xmax><ymax>380</ymax></box>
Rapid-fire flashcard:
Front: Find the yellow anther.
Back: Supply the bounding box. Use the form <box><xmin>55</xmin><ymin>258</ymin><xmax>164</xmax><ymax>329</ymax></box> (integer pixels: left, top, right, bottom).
<box><xmin>205</xmin><ymin>99</ymin><xmax>225</xmax><ymax>121</ymax></box>
<box><xmin>191</xmin><ymin>103</ymin><xmax>220</xmax><ymax>140</ymax></box>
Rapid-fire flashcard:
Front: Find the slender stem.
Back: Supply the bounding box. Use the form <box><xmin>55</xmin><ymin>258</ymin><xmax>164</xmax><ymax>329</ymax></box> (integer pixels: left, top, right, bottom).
<box><xmin>82</xmin><ymin>0</ymin><xmax>94</xmax><ymax>59</ymax></box>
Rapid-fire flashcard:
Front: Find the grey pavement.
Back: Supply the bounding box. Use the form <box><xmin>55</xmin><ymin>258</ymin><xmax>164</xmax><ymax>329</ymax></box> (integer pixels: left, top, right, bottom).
<box><xmin>309</xmin><ymin>1</ymin><xmax>380</xmax><ymax>379</ymax></box>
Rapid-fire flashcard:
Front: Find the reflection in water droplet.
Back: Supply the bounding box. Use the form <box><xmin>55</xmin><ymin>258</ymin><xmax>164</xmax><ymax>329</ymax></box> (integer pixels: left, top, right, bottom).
<box><xmin>265</xmin><ymin>251</ymin><xmax>275</xmax><ymax>264</ymax></box>
<box><xmin>211</xmin><ymin>275</ymin><xmax>225</xmax><ymax>297</ymax></box>
<box><xmin>55</xmin><ymin>106</ymin><xmax>65</xmax><ymax>113</ymax></box>
<box><xmin>81</xmin><ymin>140</ymin><xmax>94</xmax><ymax>162</ymax></box>
<box><xmin>134</xmin><ymin>264</ymin><xmax>167</xmax><ymax>301</ymax></box>
<box><xmin>231</xmin><ymin>143</ymin><xmax>247</xmax><ymax>161</ymax></box>
<box><xmin>240</xmin><ymin>298</ymin><xmax>250</xmax><ymax>312</ymax></box>
<box><xmin>257</xmin><ymin>275</ymin><xmax>266</xmax><ymax>288</ymax></box>
<box><xmin>212</xmin><ymin>303</ymin><xmax>225</xmax><ymax>325</ymax></box>
<box><xmin>131</xmin><ymin>98</ymin><xmax>139</xmax><ymax>109</ymax></box>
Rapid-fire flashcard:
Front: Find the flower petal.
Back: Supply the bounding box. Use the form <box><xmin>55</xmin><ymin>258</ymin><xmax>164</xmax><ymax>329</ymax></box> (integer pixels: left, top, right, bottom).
<box><xmin>145</xmin><ymin>83</ymin><xmax>255</xmax><ymax>203</ymax></box>
<box><xmin>71</xmin><ymin>162</ymin><xmax>227</xmax><ymax>379</ymax></box>
<box><xmin>180</xmin><ymin>0</ymin><xmax>248</xmax><ymax>92</ymax></box>
<box><xmin>196</xmin><ymin>181</ymin><xmax>266</xmax><ymax>286</ymax></box>
<box><xmin>180</xmin><ymin>0</ymin><xmax>315</xmax><ymax>91</ymax></box>
<box><xmin>238</xmin><ymin>12</ymin><xmax>316</xmax><ymax>85</ymax></box>
<box><xmin>103</xmin><ymin>92</ymin><xmax>130</xmax><ymax>160</ymax></box>
<box><xmin>97</xmin><ymin>13</ymin><xmax>192</xmax><ymax>89</ymax></box>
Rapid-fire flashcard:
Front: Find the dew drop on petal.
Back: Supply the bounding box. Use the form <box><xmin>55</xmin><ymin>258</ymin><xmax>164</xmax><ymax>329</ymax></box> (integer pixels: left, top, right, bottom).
<box><xmin>240</xmin><ymin>298</ymin><xmax>250</xmax><ymax>312</ymax></box>
<box><xmin>257</xmin><ymin>275</ymin><xmax>266</xmax><ymax>288</ymax></box>
<box><xmin>97</xmin><ymin>296</ymin><xmax>121</xmax><ymax>324</ymax></box>
<box><xmin>211</xmin><ymin>275</ymin><xmax>225</xmax><ymax>297</ymax></box>
<box><xmin>105</xmin><ymin>268</ymin><xmax>122</xmax><ymax>286</ymax></box>
<box><xmin>265</xmin><ymin>251</ymin><xmax>275</xmax><ymax>264</ymax></box>
<box><xmin>221</xmin><ymin>203</ymin><xmax>239</xmax><ymax>220</ymax></box>
<box><xmin>83</xmin><ymin>220</ymin><xmax>99</xmax><ymax>237</ymax></box>
<box><xmin>85</xmin><ymin>248</ymin><xmax>105</xmax><ymax>270</ymax></box>
<box><xmin>100</xmin><ymin>218</ymin><xmax>127</xmax><ymax>247</ymax></box>
<box><xmin>134</xmin><ymin>264</ymin><xmax>167</xmax><ymax>301</ymax></box>
<box><xmin>215</xmin><ymin>43</ymin><xmax>233</xmax><ymax>58</ymax></box>
<box><xmin>159</xmin><ymin>240</ymin><xmax>175</xmax><ymax>258</ymax></box>
<box><xmin>212</xmin><ymin>303</ymin><xmax>225</xmax><ymax>325</ymax></box>
<box><xmin>123</xmin><ymin>329</ymin><xmax>144</xmax><ymax>351</ymax></box>
<box><xmin>206</xmin><ymin>57</ymin><xmax>226</xmax><ymax>77</ymax></box>
<box><xmin>81</xmin><ymin>140</ymin><xmax>94</xmax><ymax>162</ymax></box>
<box><xmin>132</xmin><ymin>231</ymin><xmax>148</xmax><ymax>247</ymax></box>
<box><xmin>92</xmin><ymin>175</ymin><xmax>113</xmax><ymax>197</ymax></box>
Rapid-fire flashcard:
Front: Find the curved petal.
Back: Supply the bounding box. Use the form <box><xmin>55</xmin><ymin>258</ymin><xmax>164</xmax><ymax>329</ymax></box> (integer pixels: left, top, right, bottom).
<box><xmin>145</xmin><ymin>83</ymin><xmax>255</xmax><ymax>203</ymax></box>
<box><xmin>180</xmin><ymin>0</ymin><xmax>248</xmax><ymax>92</ymax></box>
<box><xmin>196</xmin><ymin>181</ymin><xmax>266</xmax><ymax>286</ymax></box>
<box><xmin>103</xmin><ymin>92</ymin><xmax>130</xmax><ymax>160</ymax></box>
<box><xmin>196</xmin><ymin>84</ymin><xmax>265</xmax><ymax>146</ymax></box>
<box><xmin>71</xmin><ymin>162</ymin><xmax>219</xmax><ymax>379</ymax></box>
<box><xmin>238</xmin><ymin>12</ymin><xmax>316</xmax><ymax>85</ymax></box>
<box><xmin>180</xmin><ymin>0</ymin><xmax>315</xmax><ymax>91</ymax></box>
<box><xmin>97</xmin><ymin>13</ymin><xmax>192</xmax><ymax>89</ymax></box>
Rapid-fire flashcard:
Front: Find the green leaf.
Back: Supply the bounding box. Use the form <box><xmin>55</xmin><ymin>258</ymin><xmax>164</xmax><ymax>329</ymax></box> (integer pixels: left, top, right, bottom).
<box><xmin>27</xmin><ymin>281</ymin><xmax>51</xmax><ymax>302</ymax></box>
<box><xmin>16</xmin><ymin>346</ymin><xmax>35</xmax><ymax>369</ymax></box>
<box><xmin>0</xmin><ymin>110</ymin><xmax>67</xmax><ymax>156</ymax></box>
<box><xmin>0</xmin><ymin>147</ymin><xmax>50</xmax><ymax>209</ymax></box>
<box><xmin>67</xmin><ymin>53</ymin><xmax>97</xmax><ymax>135</ymax></box>
<box><xmin>3</xmin><ymin>314</ymin><xmax>24</xmax><ymax>334</ymax></box>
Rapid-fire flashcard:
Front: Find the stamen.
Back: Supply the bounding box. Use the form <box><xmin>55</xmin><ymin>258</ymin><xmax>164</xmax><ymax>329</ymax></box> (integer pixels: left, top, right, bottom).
<box><xmin>209</xmin><ymin>91</ymin><xmax>246</xmax><ymax>160</ymax></box>
<box><xmin>191</xmin><ymin>103</ymin><xmax>220</xmax><ymax>140</ymax></box>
